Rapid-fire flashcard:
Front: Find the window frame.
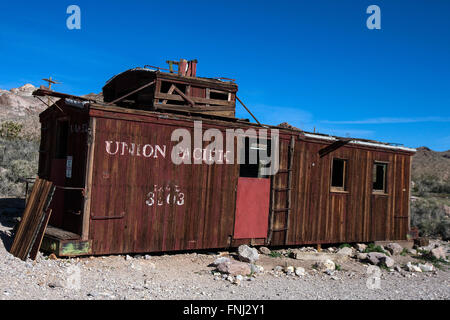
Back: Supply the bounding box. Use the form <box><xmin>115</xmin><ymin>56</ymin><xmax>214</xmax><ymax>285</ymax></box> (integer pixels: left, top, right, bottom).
<box><xmin>330</xmin><ymin>157</ymin><xmax>348</xmax><ymax>193</ymax></box>
<box><xmin>372</xmin><ymin>161</ymin><xmax>389</xmax><ymax>194</ymax></box>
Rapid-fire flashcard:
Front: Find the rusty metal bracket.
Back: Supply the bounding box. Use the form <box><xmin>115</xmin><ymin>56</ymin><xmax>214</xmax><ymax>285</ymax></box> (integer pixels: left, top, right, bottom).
<box><xmin>90</xmin><ymin>213</ymin><xmax>125</xmax><ymax>220</ymax></box>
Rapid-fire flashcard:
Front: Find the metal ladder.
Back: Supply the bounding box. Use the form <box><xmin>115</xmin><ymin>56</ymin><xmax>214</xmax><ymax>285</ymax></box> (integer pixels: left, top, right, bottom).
<box><xmin>267</xmin><ymin>136</ymin><xmax>295</xmax><ymax>245</ymax></box>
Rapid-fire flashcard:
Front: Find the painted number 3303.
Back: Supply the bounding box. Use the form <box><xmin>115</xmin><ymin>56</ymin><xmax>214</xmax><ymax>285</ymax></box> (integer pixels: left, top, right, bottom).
<box><xmin>145</xmin><ymin>185</ymin><xmax>185</xmax><ymax>207</ymax></box>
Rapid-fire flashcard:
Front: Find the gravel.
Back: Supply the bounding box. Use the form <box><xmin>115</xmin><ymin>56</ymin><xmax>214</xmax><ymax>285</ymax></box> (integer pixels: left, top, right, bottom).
<box><xmin>0</xmin><ymin>201</ymin><xmax>449</xmax><ymax>300</ymax></box>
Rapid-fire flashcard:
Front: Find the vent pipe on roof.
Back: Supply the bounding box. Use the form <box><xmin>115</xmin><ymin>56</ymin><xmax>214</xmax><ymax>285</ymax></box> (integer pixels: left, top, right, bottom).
<box><xmin>166</xmin><ymin>59</ymin><xmax>197</xmax><ymax>77</ymax></box>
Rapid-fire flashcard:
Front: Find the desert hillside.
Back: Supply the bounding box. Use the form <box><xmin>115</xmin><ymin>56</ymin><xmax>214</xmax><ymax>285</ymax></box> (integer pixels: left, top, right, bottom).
<box><xmin>412</xmin><ymin>147</ymin><xmax>450</xmax><ymax>182</ymax></box>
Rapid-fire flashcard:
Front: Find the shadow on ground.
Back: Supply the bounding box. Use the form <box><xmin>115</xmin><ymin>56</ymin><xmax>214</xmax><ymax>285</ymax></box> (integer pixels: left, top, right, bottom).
<box><xmin>0</xmin><ymin>197</ymin><xmax>25</xmax><ymax>251</ymax></box>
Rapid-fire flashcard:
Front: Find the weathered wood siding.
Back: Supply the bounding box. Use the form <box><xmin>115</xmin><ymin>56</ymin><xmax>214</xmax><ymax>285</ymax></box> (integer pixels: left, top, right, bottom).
<box><xmin>39</xmin><ymin>102</ymin><xmax>413</xmax><ymax>255</ymax></box>
<box><xmin>87</xmin><ymin>109</ymin><xmax>246</xmax><ymax>254</ymax></box>
<box><xmin>270</xmin><ymin>140</ymin><xmax>412</xmax><ymax>246</ymax></box>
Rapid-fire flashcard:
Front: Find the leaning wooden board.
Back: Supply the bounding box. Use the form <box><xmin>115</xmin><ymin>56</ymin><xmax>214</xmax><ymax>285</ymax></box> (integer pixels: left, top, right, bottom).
<box><xmin>29</xmin><ymin>209</ymin><xmax>53</xmax><ymax>260</ymax></box>
<box><xmin>10</xmin><ymin>177</ymin><xmax>55</xmax><ymax>261</ymax></box>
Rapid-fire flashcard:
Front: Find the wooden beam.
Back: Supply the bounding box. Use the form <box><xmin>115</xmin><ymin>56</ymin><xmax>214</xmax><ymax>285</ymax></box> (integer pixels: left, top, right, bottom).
<box><xmin>155</xmin><ymin>92</ymin><xmax>234</xmax><ymax>107</ymax></box>
<box><xmin>161</xmin><ymin>84</ymin><xmax>176</xmax><ymax>104</ymax></box>
<box><xmin>236</xmin><ymin>95</ymin><xmax>261</xmax><ymax>126</ymax></box>
<box><xmin>172</xmin><ymin>85</ymin><xmax>196</xmax><ymax>107</ymax></box>
<box><xmin>107</xmin><ymin>80</ymin><xmax>155</xmax><ymax>105</ymax></box>
<box><xmin>82</xmin><ymin>117</ymin><xmax>96</xmax><ymax>240</ymax></box>
<box><xmin>318</xmin><ymin>138</ymin><xmax>352</xmax><ymax>158</ymax></box>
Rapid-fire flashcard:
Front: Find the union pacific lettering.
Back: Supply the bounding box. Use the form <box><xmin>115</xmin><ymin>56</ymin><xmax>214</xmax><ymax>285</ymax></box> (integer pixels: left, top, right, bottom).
<box><xmin>105</xmin><ymin>141</ymin><xmax>167</xmax><ymax>159</ymax></box>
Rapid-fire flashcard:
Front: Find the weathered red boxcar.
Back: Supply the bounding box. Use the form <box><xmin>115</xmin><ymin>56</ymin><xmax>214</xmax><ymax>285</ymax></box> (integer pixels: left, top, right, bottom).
<box><xmin>34</xmin><ymin>67</ymin><xmax>416</xmax><ymax>256</ymax></box>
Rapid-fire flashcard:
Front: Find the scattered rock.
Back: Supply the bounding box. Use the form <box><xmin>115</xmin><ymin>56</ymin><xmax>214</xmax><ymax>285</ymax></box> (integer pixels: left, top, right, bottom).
<box><xmin>213</xmin><ymin>257</ymin><xmax>231</xmax><ymax>266</ymax></box>
<box><xmin>285</xmin><ymin>266</ymin><xmax>294</xmax><ymax>274</ymax></box>
<box><xmin>250</xmin><ymin>264</ymin><xmax>263</xmax><ymax>274</ymax></box>
<box><xmin>356</xmin><ymin>253</ymin><xmax>368</xmax><ymax>261</ymax></box>
<box><xmin>406</xmin><ymin>262</ymin><xmax>422</xmax><ymax>272</ymax></box>
<box><xmin>386</xmin><ymin>243</ymin><xmax>403</xmax><ymax>255</ymax></box>
<box><xmin>325</xmin><ymin>269</ymin><xmax>335</xmax><ymax>276</ymax></box>
<box><xmin>418</xmin><ymin>263</ymin><xmax>435</xmax><ymax>272</ymax></box>
<box><xmin>273</xmin><ymin>266</ymin><xmax>283</xmax><ymax>273</ymax></box>
<box><xmin>237</xmin><ymin>245</ymin><xmax>259</xmax><ymax>264</ymax></box>
<box><xmin>216</xmin><ymin>260</ymin><xmax>251</xmax><ymax>276</ymax></box>
<box><xmin>430</xmin><ymin>247</ymin><xmax>446</xmax><ymax>260</ymax></box>
<box><xmin>48</xmin><ymin>254</ymin><xmax>57</xmax><ymax>260</ymax></box>
<box><xmin>337</xmin><ymin>247</ymin><xmax>353</xmax><ymax>257</ymax></box>
<box><xmin>380</xmin><ymin>256</ymin><xmax>395</xmax><ymax>268</ymax></box>
<box><xmin>355</xmin><ymin>243</ymin><xmax>367</xmax><ymax>252</ymax></box>
<box><xmin>258</xmin><ymin>246</ymin><xmax>271</xmax><ymax>255</ymax></box>
<box><xmin>295</xmin><ymin>267</ymin><xmax>306</xmax><ymax>276</ymax></box>
<box><xmin>366</xmin><ymin>252</ymin><xmax>395</xmax><ymax>267</ymax></box>
<box><xmin>48</xmin><ymin>281</ymin><xmax>64</xmax><ymax>289</ymax></box>
<box><xmin>367</xmin><ymin>252</ymin><xmax>386</xmax><ymax>265</ymax></box>
<box><xmin>144</xmin><ymin>255</ymin><xmax>151</xmax><ymax>260</ymax></box>
<box><xmin>125</xmin><ymin>255</ymin><xmax>133</xmax><ymax>261</ymax></box>
<box><xmin>235</xmin><ymin>275</ymin><xmax>243</xmax><ymax>285</ymax></box>
<box><xmin>314</xmin><ymin>259</ymin><xmax>335</xmax><ymax>272</ymax></box>
<box><xmin>408</xmin><ymin>249</ymin><xmax>417</xmax><ymax>255</ymax></box>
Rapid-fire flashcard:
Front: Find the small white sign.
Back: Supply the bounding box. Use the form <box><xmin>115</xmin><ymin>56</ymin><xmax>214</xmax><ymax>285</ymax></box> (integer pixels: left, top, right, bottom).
<box><xmin>66</xmin><ymin>156</ymin><xmax>73</xmax><ymax>178</ymax></box>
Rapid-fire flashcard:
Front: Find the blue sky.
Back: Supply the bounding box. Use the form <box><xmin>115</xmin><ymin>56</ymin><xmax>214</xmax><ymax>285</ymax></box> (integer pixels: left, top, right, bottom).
<box><xmin>0</xmin><ymin>1</ymin><xmax>449</xmax><ymax>150</ymax></box>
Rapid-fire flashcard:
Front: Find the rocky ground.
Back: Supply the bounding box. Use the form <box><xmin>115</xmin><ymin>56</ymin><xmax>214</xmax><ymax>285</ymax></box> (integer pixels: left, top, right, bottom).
<box><xmin>0</xmin><ymin>198</ymin><xmax>449</xmax><ymax>300</ymax></box>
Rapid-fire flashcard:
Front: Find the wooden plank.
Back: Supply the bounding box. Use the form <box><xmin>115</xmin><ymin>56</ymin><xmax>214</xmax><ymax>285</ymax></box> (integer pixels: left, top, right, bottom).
<box><xmin>10</xmin><ymin>178</ymin><xmax>54</xmax><ymax>260</ymax></box>
<box><xmin>21</xmin><ymin>181</ymin><xmax>53</xmax><ymax>259</ymax></box>
<box><xmin>29</xmin><ymin>209</ymin><xmax>52</xmax><ymax>260</ymax></box>
<box><xmin>107</xmin><ymin>80</ymin><xmax>155</xmax><ymax>105</ymax></box>
<box><xmin>156</xmin><ymin>73</ymin><xmax>238</xmax><ymax>91</ymax></box>
<box><xmin>154</xmin><ymin>103</ymin><xmax>235</xmax><ymax>112</ymax></box>
<box><xmin>318</xmin><ymin>139</ymin><xmax>351</xmax><ymax>158</ymax></box>
<box><xmin>45</xmin><ymin>225</ymin><xmax>81</xmax><ymax>240</ymax></box>
<box><xmin>155</xmin><ymin>92</ymin><xmax>235</xmax><ymax>107</ymax></box>
<box><xmin>161</xmin><ymin>84</ymin><xmax>176</xmax><ymax>104</ymax></box>
<box><xmin>10</xmin><ymin>178</ymin><xmax>44</xmax><ymax>257</ymax></box>
<box><xmin>172</xmin><ymin>85</ymin><xmax>195</xmax><ymax>106</ymax></box>
<box><xmin>82</xmin><ymin>117</ymin><xmax>96</xmax><ymax>240</ymax></box>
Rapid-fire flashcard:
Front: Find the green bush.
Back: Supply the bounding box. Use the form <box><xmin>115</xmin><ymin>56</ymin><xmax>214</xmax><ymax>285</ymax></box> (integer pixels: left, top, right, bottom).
<box><xmin>269</xmin><ymin>251</ymin><xmax>282</xmax><ymax>258</ymax></box>
<box><xmin>0</xmin><ymin>121</ymin><xmax>23</xmax><ymax>140</ymax></box>
<box><xmin>412</xmin><ymin>174</ymin><xmax>450</xmax><ymax>195</ymax></box>
<box><xmin>0</xmin><ymin>137</ymin><xmax>39</xmax><ymax>197</ymax></box>
<box><xmin>411</xmin><ymin>198</ymin><xmax>450</xmax><ymax>240</ymax></box>
<box><xmin>7</xmin><ymin>159</ymin><xmax>36</xmax><ymax>183</ymax></box>
<box><xmin>364</xmin><ymin>244</ymin><xmax>388</xmax><ymax>254</ymax></box>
